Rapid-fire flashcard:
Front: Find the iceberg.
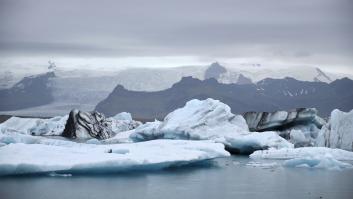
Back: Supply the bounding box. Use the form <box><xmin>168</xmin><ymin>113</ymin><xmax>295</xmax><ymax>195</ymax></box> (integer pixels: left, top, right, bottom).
<box><xmin>0</xmin><ymin>140</ymin><xmax>229</xmax><ymax>176</ymax></box>
<box><xmin>250</xmin><ymin>147</ymin><xmax>353</xmax><ymax>161</ymax></box>
<box><xmin>130</xmin><ymin>99</ymin><xmax>292</xmax><ymax>154</ymax></box>
<box><xmin>0</xmin><ymin>111</ymin><xmax>141</xmax><ymax>139</ymax></box>
<box><xmin>283</xmin><ymin>155</ymin><xmax>353</xmax><ymax>170</ymax></box>
<box><xmin>112</xmin><ymin>112</ymin><xmax>133</xmax><ymax>121</ymax></box>
<box><xmin>316</xmin><ymin>109</ymin><xmax>353</xmax><ymax>151</ymax></box>
<box><xmin>222</xmin><ymin>131</ymin><xmax>293</xmax><ymax>154</ymax></box>
<box><xmin>0</xmin><ymin>116</ymin><xmax>68</xmax><ymax>136</ymax></box>
<box><xmin>243</xmin><ymin>108</ymin><xmax>325</xmax><ymax>132</ymax></box>
<box><xmin>250</xmin><ymin>147</ymin><xmax>353</xmax><ymax>170</ymax></box>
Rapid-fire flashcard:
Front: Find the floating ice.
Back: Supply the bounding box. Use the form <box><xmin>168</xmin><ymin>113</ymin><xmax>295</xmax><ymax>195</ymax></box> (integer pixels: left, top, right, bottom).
<box><xmin>250</xmin><ymin>147</ymin><xmax>353</xmax><ymax>170</ymax></box>
<box><xmin>283</xmin><ymin>155</ymin><xmax>353</xmax><ymax>170</ymax></box>
<box><xmin>0</xmin><ymin>116</ymin><xmax>68</xmax><ymax>136</ymax></box>
<box><xmin>0</xmin><ymin>111</ymin><xmax>141</xmax><ymax>139</ymax></box>
<box><xmin>250</xmin><ymin>147</ymin><xmax>353</xmax><ymax>161</ymax></box>
<box><xmin>222</xmin><ymin>131</ymin><xmax>293</xmax><ymax>154</ymax></box>
<box><xmin>0</xmin><ymin>140</ymin><xmax>229</xmax><ymax>176</ymax></box>
<box><xmin>130</xmin><ymin>99</ymin><xmax>292</xmax><ymax>154</ymax></box>
<box><xmin>112</xmin><ymin>112</ymin><xmax>133</xmax><ymax>121</ymax></box>
<box><xmin>316</xmin><ymin>109</ymin><xmax>353</xmax><ymax>151</ymax></box>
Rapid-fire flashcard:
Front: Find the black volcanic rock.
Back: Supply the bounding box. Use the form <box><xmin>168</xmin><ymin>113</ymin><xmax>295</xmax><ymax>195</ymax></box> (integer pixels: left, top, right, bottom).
<box><xmin>243</xmin><ymin>108</ymin><xmax>325</xmax><ymax>132</ymax></box>
<box><xmin>62</xmin><ymin>109</ymin><xmax>113</xmax><ymax>139</ymax></box>
<box><xmin>0</xmin><ymin>72</ymin><xmax>55</xmax><ymax>111</ymax></box>
<box><xmin>204</xmin><ymin>62</ymin><xmax>227</xmax><ymax>80</ymax></box>
<box><xmin>95</xmin><ymin>76</ymin><xmax>353</xmax><ymax>119</ymax></box>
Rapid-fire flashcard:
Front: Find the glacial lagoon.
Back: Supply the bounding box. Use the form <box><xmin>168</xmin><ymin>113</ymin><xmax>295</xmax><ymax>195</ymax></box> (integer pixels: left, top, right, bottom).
<box><xmin>1</xmin><ymin>156</ymin><xmax>353</xmax><ymax>199</ymax></box>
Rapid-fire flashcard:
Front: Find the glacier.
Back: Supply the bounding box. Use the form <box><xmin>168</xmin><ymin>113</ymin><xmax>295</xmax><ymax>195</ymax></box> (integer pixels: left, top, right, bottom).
<box><xmin>0</xmin><ymin>140</ymin><xmax>229</xmax><ymax>176</ymax></box>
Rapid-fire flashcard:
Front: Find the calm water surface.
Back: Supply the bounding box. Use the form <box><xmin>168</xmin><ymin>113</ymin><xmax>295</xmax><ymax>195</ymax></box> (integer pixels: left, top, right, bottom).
<box><xmin>1</xmin><ymin>156</ymin><xmax>352</xmax><ymax>199</ymax></box>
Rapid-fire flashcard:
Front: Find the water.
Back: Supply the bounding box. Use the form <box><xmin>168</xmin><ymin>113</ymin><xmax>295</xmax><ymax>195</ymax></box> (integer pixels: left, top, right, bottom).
<box><xmin>1</xmin><ymin>156</ymin><xmax>353</xmax><ymax>199</ymax></box>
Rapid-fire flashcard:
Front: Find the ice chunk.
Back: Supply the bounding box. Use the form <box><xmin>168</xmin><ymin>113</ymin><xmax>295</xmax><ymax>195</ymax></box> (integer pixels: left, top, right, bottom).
<box><xmin>250</xmin><ymin>147</ymin><xmax>353</xmax><ymax>161</ymax></box>
<box><xmin>223</xmin><ymin>131</ymin><xmax>293</xmax><ymax>154</ymax></box>
<box><xmin>243</xmin><ymin>108</ymin><xmax>324</xmax><ymax>132</ymax></box>
<box><xmin>0</xmin><ymin>131</ymin><xmax>81</xmax><ymax>147</ymax></box>
<box><xmin>316</xmin><ymin>109</ymin><xmax>353</xmax><ymax>151</ymax></box>
<box><xmin>129</xmin><ymin>120</ymin><xmax>163</xmax><ymax>141</ymax></box>
<box><xmin>0</xmin><ymin>140</ymin><xmax>229</xmax><ymax>176</ymax></box>
<box><xmin>112</xmin><ymin>112</ymin><xmax>133</xmax><ymax>121</ymax></box>
<box><xmin>110</xmin><ymin>117</ymin><xmax>142</xmax><ymax>134</ymax></box>
<box><xmin>283</xmin><ymin>155</ymin><xmax>353</xmax><ymax>170</ymax></box>
<box><xmin>0</xmin><ymin>116</ymin><xmax>68</xmax><ymax>136</ymax></box>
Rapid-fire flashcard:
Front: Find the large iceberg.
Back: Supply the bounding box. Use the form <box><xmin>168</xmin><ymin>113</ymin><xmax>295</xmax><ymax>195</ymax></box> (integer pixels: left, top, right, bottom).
<box><xmin>0</xmin><ymin>140</ymin><xmax>229</xmax><ymax>176</ymax></box>
<box><xmin>316</xmin><ymin>109</ymin><xmax>353</xmax><ymax>151</ymax></box>
<box><xmin>130</xmin><ymin>99</ymin><xmax>292</xmax><ymax>154</ymax></box>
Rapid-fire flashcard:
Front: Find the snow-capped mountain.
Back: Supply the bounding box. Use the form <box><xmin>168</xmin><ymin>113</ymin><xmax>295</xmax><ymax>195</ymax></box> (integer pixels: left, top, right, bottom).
<box><xmin>212</xmin><ymin>62</ymin><xmax>341</xmax><ymax>84</ymax></box>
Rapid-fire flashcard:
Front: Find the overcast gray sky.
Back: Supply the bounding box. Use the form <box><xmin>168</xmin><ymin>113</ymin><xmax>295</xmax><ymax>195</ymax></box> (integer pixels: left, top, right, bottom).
<box><xmin>0</xmin><ymin>0</ymin><xmax>352</xmax><ymax>73</ymax></box>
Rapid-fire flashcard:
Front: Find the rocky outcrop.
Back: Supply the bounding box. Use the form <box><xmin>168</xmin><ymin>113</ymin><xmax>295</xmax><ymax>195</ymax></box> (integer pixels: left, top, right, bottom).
<box><xmin>317</xmin><ymin>109</ymin><xmax>353</xmax><ymax>151</ymax></box>
<box><xmin>243</xmin><ymin>108</ymin><xmax>325</xmax><ymax>132</ymax></box>
<box><xmin>62</xmin><ymin>109</ymin><xmax>113</xmax><ymax>139</ymax></box>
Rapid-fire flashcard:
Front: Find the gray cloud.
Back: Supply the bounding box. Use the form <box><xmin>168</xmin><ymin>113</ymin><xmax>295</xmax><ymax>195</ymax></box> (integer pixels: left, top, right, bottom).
<box><xmin>0</xmin><ymin>0</ymin><xmax>352</xmax><ymax>70</ymax></box>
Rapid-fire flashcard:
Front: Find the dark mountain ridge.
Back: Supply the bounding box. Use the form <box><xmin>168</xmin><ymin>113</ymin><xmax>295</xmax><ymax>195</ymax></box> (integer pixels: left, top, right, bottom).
<box><xmin>0</xmin><ymin>72</ymin><xmax>55</xmax><ymax>111</ymax></box>
<box><xmin>95</xmin><ymin>76</ymin><xmax>353</xmax><ymax>119</ymax></box>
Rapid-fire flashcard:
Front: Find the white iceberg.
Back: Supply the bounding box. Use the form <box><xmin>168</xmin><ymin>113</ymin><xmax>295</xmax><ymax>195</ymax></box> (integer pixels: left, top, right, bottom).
<box><xmin>0</xmin><ymin>139</ymin><xmax>229</xmax><ymax>176</ymax></box>
<box><xmin>222</xmin><ymin>131</ymin><xmax>293</xmax><ymax>154</ymax></box>
<box><xmin>0</xmin><ymin>116</ymin><xmax>68</xmax><ymax>136</ymax></box>
<box><xmin>250</xmin><ymin>147</ymin><xmax>353</xmax><ymax>161</ymax></box>
<box><xmin>283</xmin><ymin>155</ymin><xmax>353</xmax><ymax>170</ymax></box>
<box><xmin>130</xmin><ymin>98</ymin><xmax>292</xmax><ymax>153</ymax></box>
<box><xmin>316</xmin><ymin>109</ymin><xmax>353</xmax><ymax>151</ymax></box>
<box><xmin>250</xmin><ymin>147</ymin><xmax>353</xmax><ymax>170</ymax></box>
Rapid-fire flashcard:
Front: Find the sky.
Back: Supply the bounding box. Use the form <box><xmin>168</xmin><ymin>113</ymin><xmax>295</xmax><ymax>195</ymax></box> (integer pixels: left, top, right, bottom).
<box><xmin>0</xmin><ymin>0</ymin><xmax>352</xmax><ymax>74</ymax></box>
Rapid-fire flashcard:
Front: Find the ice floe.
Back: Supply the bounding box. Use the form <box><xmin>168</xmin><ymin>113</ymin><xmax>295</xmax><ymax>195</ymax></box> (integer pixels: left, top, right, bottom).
<box><xmin>0</xmin><ymin>140</ymin><xmax>229</xmax><ymax>176</ymax></box>
<box><xmin>250</xmin><ymin>147</ymin><xmax>353</xmax><ymax>161</ymax></box>
<box><xmin>283</xmin><ymin>155</ymin><xmax>353</xmax><ymax>170</ymax></box>
<box><xmin>250</xmin><ymin>147</ymin><xmax>353</xmax><ymax>170</ymax></box>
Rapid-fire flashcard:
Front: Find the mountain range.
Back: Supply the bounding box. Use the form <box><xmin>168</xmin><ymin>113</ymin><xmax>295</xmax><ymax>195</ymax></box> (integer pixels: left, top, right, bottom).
<box><xmin>0</xmin><ymin>62</ymin><xmax>352</xmax><ymax>117</ymax></box>
<box><xmin>95</xmin><ymin>76</ymin><xmax>353</xmax><ymax>119</ymax></box>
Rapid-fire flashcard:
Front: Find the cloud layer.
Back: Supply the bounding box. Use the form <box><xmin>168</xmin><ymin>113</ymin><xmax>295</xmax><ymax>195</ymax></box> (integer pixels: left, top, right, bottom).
<box><xmin>0</xmin><ymin>0</ymin><xmax>352</xmax><ymax>72</ymax></box>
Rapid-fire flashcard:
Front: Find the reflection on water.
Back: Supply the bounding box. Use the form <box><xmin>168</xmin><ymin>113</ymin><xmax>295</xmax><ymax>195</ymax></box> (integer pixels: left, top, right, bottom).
<box><xmin>1</xmin><ymin>156</ymin><xmax>353</xmax><ymax>199</ymax></box>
